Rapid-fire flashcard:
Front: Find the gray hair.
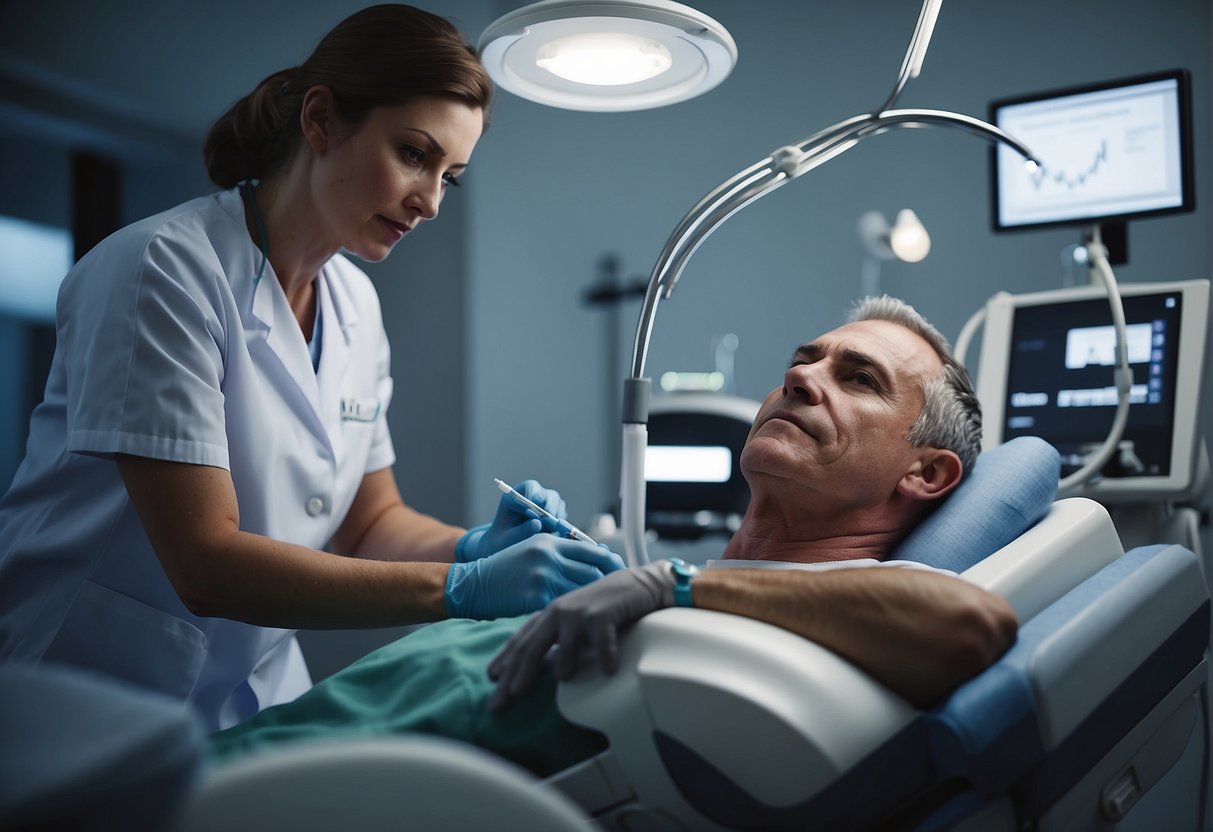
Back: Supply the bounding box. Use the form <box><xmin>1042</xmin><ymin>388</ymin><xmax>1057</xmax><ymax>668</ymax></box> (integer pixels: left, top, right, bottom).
<box><xmin>848</xmin><ymin>295</ymin><xmax>982</xmax><ymax>475</ymax></box>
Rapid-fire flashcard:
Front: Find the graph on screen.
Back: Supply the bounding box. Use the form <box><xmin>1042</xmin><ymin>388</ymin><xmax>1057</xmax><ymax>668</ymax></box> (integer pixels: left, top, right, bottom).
<box><xmin>991</xmin><ymin>72</ymin><xmax>1191</xmax><ymax>230</ymax></box>
<box><xmin>1027</xmin><ymin>140</ymin><xmax>1107</xmax><ymax>192</ymax></box>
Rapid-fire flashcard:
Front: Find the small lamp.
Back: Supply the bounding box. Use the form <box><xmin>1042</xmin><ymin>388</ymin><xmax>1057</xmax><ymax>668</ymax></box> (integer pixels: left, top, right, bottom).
<box><xmin>478</xmin><ymin>0</ymin><xmax>737</xmax><ymax>112</ymax></box>
<box><xmin>858</xmin><ymin>209</ymin><xmax>931</xmax><ymax>263</ymax></box>
<box><xmin>857</xmin><ymin>209</ymin><xmax>931</xmax><ymax>297</ymax></box>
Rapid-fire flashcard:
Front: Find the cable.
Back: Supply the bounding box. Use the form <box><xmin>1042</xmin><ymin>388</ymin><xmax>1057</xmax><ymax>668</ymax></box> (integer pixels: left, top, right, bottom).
<box><xmin>954</xmin><ymin>299</ymin><xmax>995</xmax><ymax>370</ymax></box>
<box><xmin>1057</xmin><ymin>225</ymin><xmax>1133</xmax><ymax>497</ymax></box>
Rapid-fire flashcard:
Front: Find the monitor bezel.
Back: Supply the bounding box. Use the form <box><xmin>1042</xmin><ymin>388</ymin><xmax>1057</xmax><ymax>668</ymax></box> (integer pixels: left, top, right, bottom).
<box><xmin>989</xmin><ymin>68</ymin><xmax>1195</xmax><ymax>233</ymax></box>
<box><xmin>976</xmin><ymin>279</ymin><xmax>1210</xmax><ymax>501</ymax></box>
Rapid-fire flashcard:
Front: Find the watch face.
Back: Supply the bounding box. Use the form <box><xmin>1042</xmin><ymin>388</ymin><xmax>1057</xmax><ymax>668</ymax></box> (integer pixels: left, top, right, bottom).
<box><xmin>670</xmin><ymin>559</ymin><xmax>693</xmax><ymax>578</ymax></box>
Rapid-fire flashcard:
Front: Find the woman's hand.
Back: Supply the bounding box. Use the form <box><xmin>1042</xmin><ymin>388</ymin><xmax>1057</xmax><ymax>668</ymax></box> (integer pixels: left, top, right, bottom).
<box><xmin>456</xmin><ymin>480</ymin><xmax>567</xmax><ymax>562</ymax></box>
<box><xmin>444</xmin><ymin>535</ymin><xmax>625</xmax><ymax>620</ymax></box>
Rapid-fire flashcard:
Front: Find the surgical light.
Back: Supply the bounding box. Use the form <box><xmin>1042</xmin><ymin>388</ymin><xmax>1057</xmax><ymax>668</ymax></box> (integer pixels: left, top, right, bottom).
<box><xmin>535</xmin><ymin>33</ymin><xmax>672</xmax><ymax>86</ymax></box>
<box><xmin>478</xmin><ymin>0</ymin><xmax>737</xmax><ymax>111</ymax></box>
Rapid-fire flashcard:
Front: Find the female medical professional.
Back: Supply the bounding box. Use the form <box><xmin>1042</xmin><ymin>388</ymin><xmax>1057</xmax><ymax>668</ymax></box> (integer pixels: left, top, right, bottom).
<box><xmin>0</xmin><ymin>4</ymin><xmax>622</xmax><ymax>732</ymax></box>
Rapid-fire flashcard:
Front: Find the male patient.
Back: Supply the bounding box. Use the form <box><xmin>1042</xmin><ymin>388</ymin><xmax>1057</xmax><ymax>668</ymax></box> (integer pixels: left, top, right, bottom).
<box><xmin>209</xmin><ymin>296</ymin><xmax>1017</xmax><ymax>775</ymax></box>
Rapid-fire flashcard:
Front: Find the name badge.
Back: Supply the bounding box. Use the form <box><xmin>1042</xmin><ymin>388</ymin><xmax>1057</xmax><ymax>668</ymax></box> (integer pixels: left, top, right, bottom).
<box><xmin>341</xmin><ymin>397</ymin><xmax>381</xmax><ymax>422</ymax></box>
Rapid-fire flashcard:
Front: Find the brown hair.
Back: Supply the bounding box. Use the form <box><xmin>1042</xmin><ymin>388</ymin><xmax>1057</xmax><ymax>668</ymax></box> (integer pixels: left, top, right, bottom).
<box><xmin>204</xmin><ymin>4</ymin><xmax>493</xmax><ymax>188</ymax></box>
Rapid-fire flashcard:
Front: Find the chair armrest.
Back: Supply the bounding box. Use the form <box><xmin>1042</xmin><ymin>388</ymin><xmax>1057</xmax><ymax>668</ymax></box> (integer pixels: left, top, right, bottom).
<box><xmin>931</xmin><ymin>543</ymin><xmax>1209</xmax><ymax>797</ymax></box>
<box><xmin>1022</xmin><ymin>544</ymin><xmax>1208</xmax><ymax>746</ymax></box>
<box><xmin>557</xmin><ymin>608</ymin><xmax>916</xmax><ymax>816</ymax></box>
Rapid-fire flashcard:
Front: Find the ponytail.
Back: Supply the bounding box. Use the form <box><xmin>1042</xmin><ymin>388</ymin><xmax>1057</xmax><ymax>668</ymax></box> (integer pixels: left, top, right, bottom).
<box><xmin>204</xmin><ymin>68</ymin><xmax>299</xmax><ymax>188</ymax></box>
<box><xmin>202</xmin><ymin>5</ymin><xmax>492</xmax><ymax>189</ymax></box>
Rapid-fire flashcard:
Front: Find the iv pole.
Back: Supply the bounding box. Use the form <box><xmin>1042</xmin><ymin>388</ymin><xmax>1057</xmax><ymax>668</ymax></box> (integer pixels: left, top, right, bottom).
<box><xmin>618</xmin><ymin>0</ymin><xmax>1040</xmax><ymax>567</ymax></box>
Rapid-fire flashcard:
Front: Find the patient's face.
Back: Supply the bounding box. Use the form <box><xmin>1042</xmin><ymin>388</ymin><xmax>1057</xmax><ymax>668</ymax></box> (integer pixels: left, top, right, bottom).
<box><xmin>741</xmin><ymin>320</ymin><xmax>943</xmax><ymax>509</ymax></box>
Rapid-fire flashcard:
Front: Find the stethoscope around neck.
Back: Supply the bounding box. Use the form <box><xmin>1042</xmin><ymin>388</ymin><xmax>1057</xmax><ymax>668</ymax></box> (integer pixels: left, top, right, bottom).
<box><xmin>239</xmin><ymin>181</ymin><xmax>270</xmax><ymax>285</ymax></box>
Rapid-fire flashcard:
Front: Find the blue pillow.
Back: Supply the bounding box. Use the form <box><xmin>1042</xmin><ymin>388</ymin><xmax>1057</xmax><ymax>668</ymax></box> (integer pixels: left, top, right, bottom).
<box><xmin>889</xmin><ymin>436</ymin><xmax>1060</xmax><ymax>571</ymax></box>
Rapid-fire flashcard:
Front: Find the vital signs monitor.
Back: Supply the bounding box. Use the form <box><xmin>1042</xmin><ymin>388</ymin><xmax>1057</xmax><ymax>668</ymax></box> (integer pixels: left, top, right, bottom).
<box><xmin>976</xmin><ymin>280</ymin><xmax>1209</xmax><ymax>501</ymax></box>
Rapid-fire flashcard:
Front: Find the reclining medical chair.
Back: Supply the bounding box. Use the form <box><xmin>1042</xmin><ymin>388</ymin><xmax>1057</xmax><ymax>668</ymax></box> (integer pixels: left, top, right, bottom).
<box><xmin>546</xmin><ymin>436</ymin><xmax>1211</xmax><ymax>831</ymax></box>
<box><xmin>177</xmin><ymin>435</ymin><xmax>1208</xmax><ymax>831</ymax></box>
<box><xmin>4</xmin><ymin>438</ymin><xmax>1207</xmax><ymax>831</ymax></box>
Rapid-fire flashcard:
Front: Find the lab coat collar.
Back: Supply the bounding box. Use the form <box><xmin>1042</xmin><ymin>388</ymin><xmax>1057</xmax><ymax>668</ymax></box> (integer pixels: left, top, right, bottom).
<box><xmin>313</xmin><ymin>267</ymin><xmax>352</xmax><ymax>431</ymax></box>
<box><xmin>216</xmin><ymin>188</ymin><xmax>329</xmax><ymax>452</ymax></box>
<box><xmin>217</xmin><ymin>186</ymin><xmax>359</xmax><ymax>343</ymax></box>
<box><xmin>250</xmin><ymin>260</ymin><xmax>331</xmax><ymax>448</ymax></box>
<box><xmin>218</xmin><ymin>188</ymin><xmax>369</xmax><ymax>442</ymax></box>
<box><xmin>320</xmin><ymin>255</ymin><xmax>360</xmax><ymax>344</ymax></box>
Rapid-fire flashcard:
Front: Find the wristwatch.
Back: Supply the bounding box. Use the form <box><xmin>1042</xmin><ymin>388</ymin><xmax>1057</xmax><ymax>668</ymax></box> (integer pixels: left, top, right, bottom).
<box><xmin>669</xmin><ymin>558</ymin><xmax>700</xmax><ymax>607</ymax></box>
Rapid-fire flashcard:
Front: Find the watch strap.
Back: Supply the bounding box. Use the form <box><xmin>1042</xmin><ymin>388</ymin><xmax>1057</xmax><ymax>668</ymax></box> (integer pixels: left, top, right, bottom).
<box><xmin>669</xmin><ymin>558</ymin><xmax>699</xmax><ymax>607</ymax></box>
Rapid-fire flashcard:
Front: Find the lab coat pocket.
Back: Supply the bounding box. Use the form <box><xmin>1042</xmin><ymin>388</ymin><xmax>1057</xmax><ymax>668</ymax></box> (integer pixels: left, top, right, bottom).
<box><xmin>44</xmin><ymin>581</ymin><xmax>209</xmax><ymax>701</ymax></box>
<box><xmin>337</xmin><ymin>400</ymin><xmax>379</xmax><ymax>457</ymax></box>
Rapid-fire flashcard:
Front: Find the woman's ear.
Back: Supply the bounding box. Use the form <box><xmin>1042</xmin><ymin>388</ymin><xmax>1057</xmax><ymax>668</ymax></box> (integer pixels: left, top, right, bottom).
<box><xmin>896</xmin><ymin>448</ymin><xmax>964</xmax><ymax>502</ymax></box>
<box><xmin>300</xmin><ymin>85</ymin><xmax>335</xmax><ymax>152</ymax></box>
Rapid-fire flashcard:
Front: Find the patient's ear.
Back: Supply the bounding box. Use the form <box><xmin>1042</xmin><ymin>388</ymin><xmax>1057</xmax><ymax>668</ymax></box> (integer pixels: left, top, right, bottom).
<box><xmin>896</xmin><ymin>448</ymin><xmax>964</xmax><ymax>502</ymax></box>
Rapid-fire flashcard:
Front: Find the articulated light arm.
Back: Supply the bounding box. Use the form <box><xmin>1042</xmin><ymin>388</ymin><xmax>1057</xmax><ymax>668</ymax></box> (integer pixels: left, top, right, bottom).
<box><xmin>618</xmin><ymin>1</ymin><xmax>1038</xmax><ymax>568</ymax></box>
<box><xmin>629</xmin><ymin>111</ymin><xmax>1034</xmax><ymax>381</ymax></box>
<box><xmin>880</xmin><ymin>0</ymin><xmax>943</xmax><ymax>112</ymax></box>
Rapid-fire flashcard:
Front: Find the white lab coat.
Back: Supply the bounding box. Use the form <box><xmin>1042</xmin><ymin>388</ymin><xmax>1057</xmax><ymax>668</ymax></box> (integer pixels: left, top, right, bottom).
<box><xmin>0</xmin><ymin>187</ymin><xmax>396</xmax><ymax>731</ymax></box>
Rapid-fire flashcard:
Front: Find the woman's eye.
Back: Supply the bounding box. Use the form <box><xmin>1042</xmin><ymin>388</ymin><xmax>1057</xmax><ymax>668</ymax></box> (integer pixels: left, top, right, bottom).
<box><xmin>442</xmin><ymin>172</ymin><xmax>462</xmax><ymax>188</ymax></box>
<box><xmin>401</xmin><ymin>145</ymin><xmax>426</xmax><ymax>166</ymax></box>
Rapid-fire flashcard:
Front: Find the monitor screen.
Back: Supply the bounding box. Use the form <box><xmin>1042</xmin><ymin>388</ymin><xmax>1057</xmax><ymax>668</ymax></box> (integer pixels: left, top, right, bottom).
<box><xmin>645</xmin><ymin>445</ymin><xmax>733</xmax><ymax>483</ymax></box>
<box><xmin>976</xmin><ymin>280</ymin><xmax>1209</xmax><ymax>501</ymax></box>
<box><xmin>990</xmin><ymin>70</ymin><xmax>1194</xmax><ymax>231</ymax></box>
<box><xmin>643</xmin><ymin>394</ymin><xmax>758</xmax><ymax>538</ymax></box>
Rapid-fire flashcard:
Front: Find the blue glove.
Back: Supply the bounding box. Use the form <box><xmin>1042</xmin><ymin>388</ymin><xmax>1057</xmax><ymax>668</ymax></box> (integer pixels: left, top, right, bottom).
<box><xmin>455</xmin><ymin>480</ymin><xmax>569</xmax><ymax>563</ymax></box>
<box><xmin>488</xmin><ymin>561</ymin><xmax>677</xmax><ymax>711</ymax></box>
<box><xmin>445</xmin><ymin>534</ymin><xmax>625</xmax><ymax>620</ymax></box>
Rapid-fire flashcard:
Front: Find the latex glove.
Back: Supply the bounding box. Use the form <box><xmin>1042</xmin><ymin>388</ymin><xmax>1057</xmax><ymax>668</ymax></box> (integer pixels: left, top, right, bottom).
<box><xmin>455</xmin><ymin>480</ymin><xmax>569</xmax><ymax>563</ymax></box>
<box><xmin>445</xmin><ymin>534</ymin><xmax>625</xmax><ymax>620</ymax></box>
<box><xmin>488</xmin><ymin>560</ymin><xmax>676</xmax><ymax>711</ymax></box>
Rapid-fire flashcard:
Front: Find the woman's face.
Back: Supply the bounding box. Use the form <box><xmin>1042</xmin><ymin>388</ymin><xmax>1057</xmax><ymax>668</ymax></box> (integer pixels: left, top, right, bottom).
<box><xmin>308</xmin><ymin>94</ymin><xmax>484</xmax><ymax>262</ymax></box>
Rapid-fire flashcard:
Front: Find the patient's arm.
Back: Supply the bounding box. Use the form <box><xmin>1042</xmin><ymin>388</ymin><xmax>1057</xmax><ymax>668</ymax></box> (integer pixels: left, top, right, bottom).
<box><xmin>490</xmin><ymin>562</ymin><xmax>1017</xmax><ymax>710</ymax></box>
<box><xmin>693</xmin><ymin>567</ymin><xmax>1018</xmax><ymax>706</ymax></box>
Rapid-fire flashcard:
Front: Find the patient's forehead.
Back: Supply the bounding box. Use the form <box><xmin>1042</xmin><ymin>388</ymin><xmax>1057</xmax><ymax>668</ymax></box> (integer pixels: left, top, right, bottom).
<box><xmin>808</xmin><ymin>320</ymin><xmax>943</xmax><ymax>382</ymax></box>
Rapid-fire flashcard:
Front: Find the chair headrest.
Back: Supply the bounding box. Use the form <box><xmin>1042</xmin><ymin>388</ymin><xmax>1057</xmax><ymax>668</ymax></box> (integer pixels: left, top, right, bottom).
<box><xmin>889</xmin><ymin>437</ymin><xmax>1060</xmax><ymax>571</ymax></box>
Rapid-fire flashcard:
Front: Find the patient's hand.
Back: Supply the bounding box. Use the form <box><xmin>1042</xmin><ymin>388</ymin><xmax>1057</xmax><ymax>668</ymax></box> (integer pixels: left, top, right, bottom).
<box><xmin>487</xmin><ymin>561</ymin><xmax>677</xmax><ymax>711</ymax></box>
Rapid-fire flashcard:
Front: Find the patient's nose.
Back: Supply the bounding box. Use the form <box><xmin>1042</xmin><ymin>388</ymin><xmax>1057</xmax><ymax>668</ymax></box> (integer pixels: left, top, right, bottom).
<box><xmin>784</xmin><ymin>363</ymin><xmax>826</xmax><ymax>405</ymax></box>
